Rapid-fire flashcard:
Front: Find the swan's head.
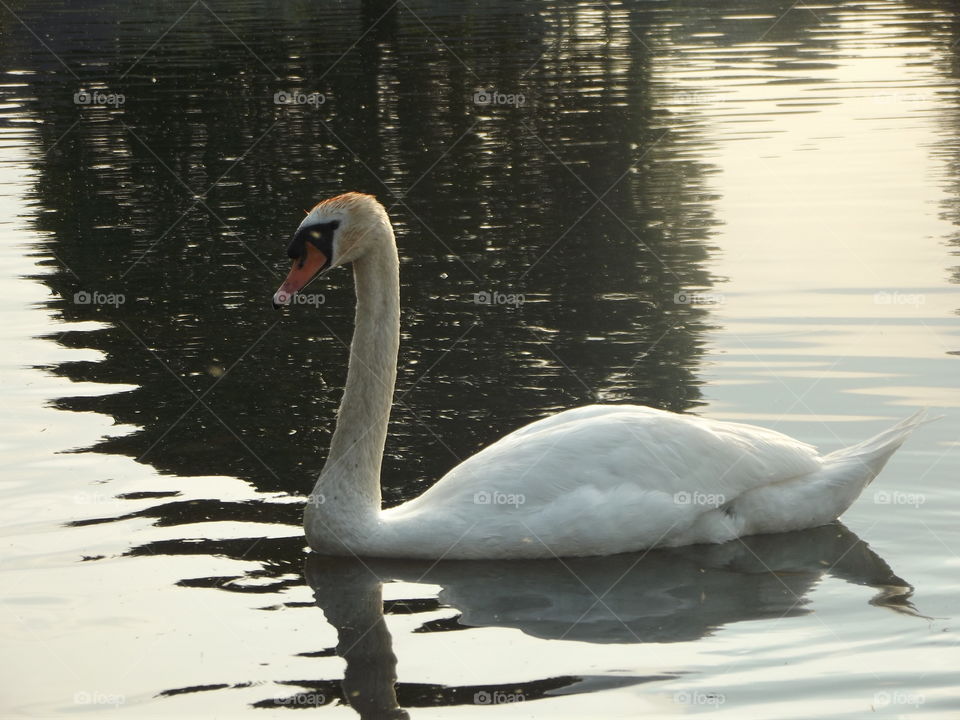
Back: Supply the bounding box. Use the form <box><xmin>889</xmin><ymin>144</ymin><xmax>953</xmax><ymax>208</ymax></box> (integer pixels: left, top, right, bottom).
<box><xmin>272</xmin><ymin>192</ymin><xmax>389</xmax><ymax>308</ymax></box>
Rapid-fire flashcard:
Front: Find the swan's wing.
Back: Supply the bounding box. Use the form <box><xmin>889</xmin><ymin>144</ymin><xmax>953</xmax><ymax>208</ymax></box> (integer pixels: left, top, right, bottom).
<box><xmin>399</xmin><ymin>405</ymin><xmax>823</xmax><ymax>510</ymax></box>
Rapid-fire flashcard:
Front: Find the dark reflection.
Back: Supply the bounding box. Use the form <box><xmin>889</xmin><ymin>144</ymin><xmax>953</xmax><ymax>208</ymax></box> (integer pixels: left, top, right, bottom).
<box><xmin>7</xmin><ymin>0</ymin><xmax>721</xmax><ymax>514</ymax></box>
<box><xmin>147</xmin><ymin>524</ymin><xmax>913</xmax><ymax>715</ymax></box>
<box><xmin>245</xmin><ymin>524</ymin><xmax>906</xmax><ymax>717</ymax></box>
<box><xmin>924</xmin><ymin>0</ymin><xmax>960</xmax><ymax>315</ymax></box>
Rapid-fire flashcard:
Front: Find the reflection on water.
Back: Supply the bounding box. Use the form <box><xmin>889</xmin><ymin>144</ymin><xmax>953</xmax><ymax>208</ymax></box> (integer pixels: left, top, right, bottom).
<box><xmin>1</xmin><ymin>0</ymin><xmax>958</xmax><ymax>717</ymax></box>
<box><xmin>21</xmin><ymin>0</ymin><xmax>718</xmax><ymax>506</ymax></box>
<box><xmin>279</xmin><ymin>525</ymin><xmax>907</xmax><ymax>717</ymax></box>
<box><xmin>160</xmin><ymin>525</ymin><xmax>916</xmax><ymax>718</ymax></box>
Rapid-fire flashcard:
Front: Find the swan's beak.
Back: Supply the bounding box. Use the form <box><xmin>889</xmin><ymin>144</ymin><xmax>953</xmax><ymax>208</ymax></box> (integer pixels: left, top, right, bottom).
<box><xmin>273</xmin><ymin>242</ymin><xmax>330</xmax><ymax>308</ymax></box>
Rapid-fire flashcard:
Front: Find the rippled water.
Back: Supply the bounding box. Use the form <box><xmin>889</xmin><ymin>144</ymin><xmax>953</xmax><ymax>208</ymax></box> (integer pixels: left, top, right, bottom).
<box><xmin>1</xmin><ymin>0</ymin><xmax>958</xmax><ymax>717</ymax></box>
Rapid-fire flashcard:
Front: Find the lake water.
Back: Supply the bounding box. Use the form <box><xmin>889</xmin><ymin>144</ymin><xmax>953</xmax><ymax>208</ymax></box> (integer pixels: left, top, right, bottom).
<box><xmin>1</xmin><ymin>0</ymin><xmax>958</xmax><ymax>717</ymax></box>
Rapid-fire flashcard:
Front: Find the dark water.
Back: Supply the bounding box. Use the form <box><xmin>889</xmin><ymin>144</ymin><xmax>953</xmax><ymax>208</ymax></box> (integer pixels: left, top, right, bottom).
<box><xmin>1</xmin><ymin>1</ymin><xmax>958</xmax><ymax>717</ymax></box>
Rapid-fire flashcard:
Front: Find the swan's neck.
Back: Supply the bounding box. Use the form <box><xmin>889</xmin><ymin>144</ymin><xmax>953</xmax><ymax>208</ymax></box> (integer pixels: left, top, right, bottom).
<box><xmin>307</xmin><ymin>229</ymin><xmax>399</xmax><ymax>547</ymax></box>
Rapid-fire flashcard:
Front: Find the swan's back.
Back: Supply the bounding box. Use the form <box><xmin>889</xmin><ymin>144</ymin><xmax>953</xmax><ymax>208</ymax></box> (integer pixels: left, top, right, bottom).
<box><xmin>404</xmin><ymin>405</ymin><xmax>822</xmax><ymax>508</ymax></box>
<box><xmin>374</xmin><ymin>406</ymin><xmax>836</xmax><ymax>558</ymax></box>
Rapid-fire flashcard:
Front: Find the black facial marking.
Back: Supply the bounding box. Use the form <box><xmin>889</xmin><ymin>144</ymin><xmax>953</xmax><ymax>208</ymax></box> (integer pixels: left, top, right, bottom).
<box><xmin>286</xmin><ymin>220</ymin><xmax>340</xmax><ymax>267</ymax></box>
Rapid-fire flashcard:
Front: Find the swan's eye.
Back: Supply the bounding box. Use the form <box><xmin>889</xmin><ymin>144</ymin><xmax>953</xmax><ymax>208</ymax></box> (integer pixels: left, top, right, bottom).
<box><xmin>287</xmin><ymin>220</ymin><xmax>340</xmax><ymax>265</ymax></box>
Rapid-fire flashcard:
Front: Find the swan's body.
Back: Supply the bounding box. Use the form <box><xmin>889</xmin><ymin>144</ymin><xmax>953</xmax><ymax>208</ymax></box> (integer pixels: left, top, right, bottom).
<box><xmin>274</xmin><ymin>192</ymin><xmax>926</xmax><ymax>560</ymax></box>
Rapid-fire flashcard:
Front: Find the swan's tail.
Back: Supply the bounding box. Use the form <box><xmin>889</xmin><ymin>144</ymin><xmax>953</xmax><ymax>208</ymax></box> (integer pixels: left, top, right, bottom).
<box><xmin>725</xmin><ymin>410</ymin><xmax>933</xmax><ymax>539</ymax></box>
<box><xmin>822</xmin><ymin>409</ymin><xmax>933</xmax><ymax>482</ymax></box>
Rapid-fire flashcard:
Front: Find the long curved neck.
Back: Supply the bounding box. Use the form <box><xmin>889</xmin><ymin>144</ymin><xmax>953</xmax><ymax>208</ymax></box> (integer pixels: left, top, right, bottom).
<box><xmin>308</xmin><ymin>225</ymin><xmax>400</xmax><ymax>544</ymax></box>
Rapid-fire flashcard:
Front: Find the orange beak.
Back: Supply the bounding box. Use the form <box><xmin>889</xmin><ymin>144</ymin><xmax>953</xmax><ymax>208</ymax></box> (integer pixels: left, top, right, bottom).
<box><xmin>273</xmin><ymin>242</ymin><xmax>329</xmax><ymax>308</ymax></box>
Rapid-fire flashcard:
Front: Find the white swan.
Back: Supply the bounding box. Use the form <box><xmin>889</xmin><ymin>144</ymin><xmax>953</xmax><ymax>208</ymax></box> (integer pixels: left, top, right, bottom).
<box><xmin>273</xmin><ymin>192</ymin><xmax>927</xmax><ymax>560</ymax></box>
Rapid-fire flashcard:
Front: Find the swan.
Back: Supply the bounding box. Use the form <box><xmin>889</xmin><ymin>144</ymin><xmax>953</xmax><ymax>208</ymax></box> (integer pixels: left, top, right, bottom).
<box><xmin>272</xmin><ymin>192</ymin><xmax>927</xmax><ymax>560</ymax></box>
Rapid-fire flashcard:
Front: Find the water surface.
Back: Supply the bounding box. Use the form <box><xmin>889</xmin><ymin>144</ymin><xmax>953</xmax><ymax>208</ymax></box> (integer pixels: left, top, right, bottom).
<box><xmin>1</xmin><ymin>0</ymin><xmax>958</xmax><ymax>717</ymax></box>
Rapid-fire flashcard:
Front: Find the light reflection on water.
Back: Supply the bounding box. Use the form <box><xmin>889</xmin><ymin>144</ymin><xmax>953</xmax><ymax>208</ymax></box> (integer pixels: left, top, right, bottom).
<box><xmin>0</xmin><ymin>0</ymin><xmax>958</xmax><ymax>717</ymax></box>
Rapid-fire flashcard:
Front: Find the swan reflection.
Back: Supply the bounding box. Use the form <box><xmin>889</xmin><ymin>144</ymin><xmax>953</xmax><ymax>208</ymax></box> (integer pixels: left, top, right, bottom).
<box><xmin>298</xmin><ymin>524</ymin><xmax>912</xmax><ymax>717</ymax></box>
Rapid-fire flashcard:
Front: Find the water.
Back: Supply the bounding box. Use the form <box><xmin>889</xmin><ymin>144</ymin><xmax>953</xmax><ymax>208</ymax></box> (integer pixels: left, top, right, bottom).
<box><xmin>1</xmin><ymin>0</ymin><xmax>958</xmax><ymax>716</ymax></box>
